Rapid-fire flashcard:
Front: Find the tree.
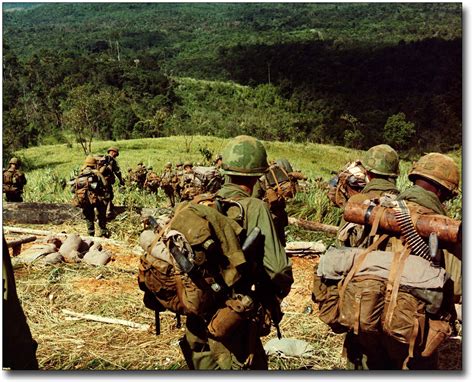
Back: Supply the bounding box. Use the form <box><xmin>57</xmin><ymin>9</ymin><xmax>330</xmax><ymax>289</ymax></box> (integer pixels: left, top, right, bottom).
<box><xmin>383</xmin><ymin>112</ymin><xmax>416</xmax><ymax>151</ymax></box>
<box><xmin>61</xmin><ymin>84</ymin><xmax>116</xmax><ymax>154</ymax></box>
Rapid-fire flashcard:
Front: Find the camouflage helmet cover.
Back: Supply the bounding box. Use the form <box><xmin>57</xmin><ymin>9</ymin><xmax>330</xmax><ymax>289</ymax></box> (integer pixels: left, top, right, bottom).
<box><xmin>84</xmin><ymin>156</ymin><xmax>97</xmax><ymax>167</ymax></box>
<box><xmin>214</xmin><ymin>153</ymin><xmax>223</xmax><ymax>162</ymax></box>
<box><xmin>165</xmin><ymin>162</ymin><xmax>172</xmax><ymax>168</ymax></box>
<box><xmin>176</xmin><ymin>161</ymin><xmax>183</xmax><ymax>167</ymax></box>
<box><xmin>183</xmin><ymin>161</ymin><xmax>193</xmax><ymax>168</ymax></box>
<box><xmin>408</xmin><ymin>153</ymin><xmax>460</xmax><ymax>196</ymax></box>
<box><xmin>222</xmin><ymin>135</ymin><xmax>268</xmax><ymax>176</ymax></box>
<box><xmin>9</xmin><ymin>157</ymin><xmax>20</xmax><ymax>165</ymax></box>
<box><xmin>107</xmin><ymin>146</ymin><xmax>119</xmax><ymax>156</ymax></box>
<box><xmin>361</xmin><ymin>144</ymin><xmax>399</xmax><ymax>177</ymax></box>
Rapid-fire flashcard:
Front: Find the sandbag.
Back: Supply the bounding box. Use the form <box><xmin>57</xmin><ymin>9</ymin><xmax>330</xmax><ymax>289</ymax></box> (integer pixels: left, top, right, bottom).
<box><xmin>59</xmin><ymin>234</ymin><xmax>83</xmax><ymax>258</ymax></box>
<box><xmin>43</xmin><ymin>252</ymin><xmax>64</xmax><ymax>265</ymax></box>
<box><xmin>18</xmin><ymin>244</ymin><xmax>58</xmax><ymax>264</ymax></box>
<box><xmin>83</xmin><ymin>249</ymin><xmax>111</xmax><ymax>266</ymax></box>
<box><xmin>62</xmin><ymin>249</ymin><xmax>82</xmax><ymax>263</ymax></box>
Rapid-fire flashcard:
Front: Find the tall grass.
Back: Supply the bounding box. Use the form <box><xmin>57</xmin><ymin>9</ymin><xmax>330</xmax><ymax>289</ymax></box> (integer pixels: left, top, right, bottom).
<box><xmin>11</xmin><ymin>136</ymin><xmax>462</xmax><ymax>231</ymax></box>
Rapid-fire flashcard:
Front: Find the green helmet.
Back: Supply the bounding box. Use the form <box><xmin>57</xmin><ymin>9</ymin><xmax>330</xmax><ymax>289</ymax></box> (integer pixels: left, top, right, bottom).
<box><xmin>84</xmin><ymin>156</ymin><xmax>97</xmax><ymax>167</ymax></box>
<box><xmin>107</xmin><ymin>146</ymin><xmax>119</xmax><ymax>156</ymax></box>
<box><xmin>183</xmin><ymin>161</ymin><xmax>193</xmax><ymax>168</ymax></box>
<box><xmin>222</xmin><ymin>135</ymin><xmax>268</xmax><ymax>176</ymax></box>
<box><xmin>165</xmin><ymin>162</ymin><xmax>172</xmax><ymax>168</ymax></box>
<box><xmin>408</xmin><ymin>153</ymin><xmax>460</xmax><ymax>196</ymax></box>
<box><xmin>361</xmin><ymin>144</ymin><xmax>399</xmax><ymax>177</ymax></box>
<box><xmin>9</xmin><ymin>157</ymin><xmax>20</xmax><ymax>165</ymax></box>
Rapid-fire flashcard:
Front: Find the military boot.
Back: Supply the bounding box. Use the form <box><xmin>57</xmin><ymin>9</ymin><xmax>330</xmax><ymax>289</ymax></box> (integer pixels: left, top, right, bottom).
<box><xmin>99</xmin><ymin>228</ymin><xmax>111</xmax><ymax>238</ymax></box>
<box><xmin>86</xmin><ymin>221</ymin><xmax>95</xmax><ymax>237</ymax></box>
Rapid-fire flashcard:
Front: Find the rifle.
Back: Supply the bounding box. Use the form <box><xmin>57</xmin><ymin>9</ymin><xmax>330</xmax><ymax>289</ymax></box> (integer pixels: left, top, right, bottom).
<box><xmin>242</xmin><ymin>227</ymin><xmax>283</xmax><ymax>339</ymax></box>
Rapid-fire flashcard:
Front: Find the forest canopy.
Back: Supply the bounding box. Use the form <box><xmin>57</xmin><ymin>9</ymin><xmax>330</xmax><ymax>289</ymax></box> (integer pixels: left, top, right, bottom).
<box><xmin>2</xmin><ymin>2</ymin><xmax>462</xmax><ymax>158</ymax></box>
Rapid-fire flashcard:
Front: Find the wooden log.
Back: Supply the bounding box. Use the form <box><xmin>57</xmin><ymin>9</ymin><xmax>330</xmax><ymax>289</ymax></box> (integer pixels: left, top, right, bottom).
<box><xmin>288</xmin><ymin>217</ymin><xmax>339</xmax><ymax>235</ymax></box>
<box><xmin>6</xmin><ymin>235</ymin><xmax>37</xmax><ymax>257</ymax></box>
<box><xmin>62</xmin><ymin>309</ymin><xmax>150</xmax><ymax>330</ymax></box>
<box><xmin>6</xmin><ymin>235</ymin><xmax>37</xmax><ymax>248</ymax></box>
<box><xmin>2</xmin><ymin>202</ymin><xmax>136</xmax><ymax>225</ymax></box>
<box><xmin>343</xmin><ymin>199</ymin><xmax>461</xmax><ymax>245</ymax></box>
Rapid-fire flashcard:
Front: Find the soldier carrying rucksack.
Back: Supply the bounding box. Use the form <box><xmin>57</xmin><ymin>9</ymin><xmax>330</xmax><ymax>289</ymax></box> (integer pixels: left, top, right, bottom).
<box><xmin>71</xmin><ymin>156</ymin><xmax>110</xmax><ymax>238</ymax></box>
<box><xmin>3</xmin><ymin>158</ymin><xmax>27</xmax><ymax>202</ymax></box>
<box><xmin>313</xmin><ymin>148</ymin><xmax>461</xmax><ymax>370</ymax></box>
<box><xmin>98</xmin><ymin>147</ymin><xmax>125</xmax><ymax>219</ymax></box>
<box><xmin>138</xmin><ymin>135</ymin><xmax>293</xmax><ymax>370</ymax></box>
<box><xmin>128</xmin><ymin>162</ymin><xmax>148</xmax><ymax>189</ymax></box>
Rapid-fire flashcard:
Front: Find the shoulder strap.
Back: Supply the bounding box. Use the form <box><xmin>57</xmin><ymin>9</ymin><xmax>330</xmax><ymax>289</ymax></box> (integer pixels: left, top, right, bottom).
<box><xmin>338</xmin><ymin>234</ymin><xmax>389</xmax><ymax>303</ymax></box>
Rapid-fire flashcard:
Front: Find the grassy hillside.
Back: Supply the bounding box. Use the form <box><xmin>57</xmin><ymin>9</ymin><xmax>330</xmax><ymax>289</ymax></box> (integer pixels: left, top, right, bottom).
<box><xmin>3</xmin><ymin>3</ymin><xmax>462</xmax><ymax>154</ymax></box>
<box><xmin>11</xmin><ymin>136</ymin><xmax>462</xmax><ymax>235</ymax></box>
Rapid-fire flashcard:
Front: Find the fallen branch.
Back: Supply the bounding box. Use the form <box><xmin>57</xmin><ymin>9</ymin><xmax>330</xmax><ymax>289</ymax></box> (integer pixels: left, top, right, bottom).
<box><xmin>62</xmin><ymin>309</ymin><xmax>150</xmax><ymax>331</ymax></box>
<box><xmin>288</xmin><ymin>217</ymin><xmax>338</xmax><ymax>235</ymax></box>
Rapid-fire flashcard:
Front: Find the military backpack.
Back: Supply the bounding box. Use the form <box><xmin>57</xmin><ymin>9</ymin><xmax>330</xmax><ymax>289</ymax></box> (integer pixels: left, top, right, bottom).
<box><xmin>138</xmin><ymin>193</ymin><xmax>270</xmax><ymax>338</ymax></box>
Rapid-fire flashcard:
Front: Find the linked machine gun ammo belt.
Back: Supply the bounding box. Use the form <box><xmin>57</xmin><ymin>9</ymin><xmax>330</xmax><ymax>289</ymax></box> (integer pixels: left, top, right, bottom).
<box><xmin>343</xmin><ymin>198</ymin><xmax>461</xmax><ymax>250</ymax></box>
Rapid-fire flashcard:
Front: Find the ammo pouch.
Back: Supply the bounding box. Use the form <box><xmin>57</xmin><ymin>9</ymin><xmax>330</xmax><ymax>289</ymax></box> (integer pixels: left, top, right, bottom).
<box><xmin>421</xmin><ymin>318</ymin><xmax>452</xmax><ymax>357</ymax></box>
<box><xmin>207</xmin><ymin>294</ymin><xmax>254</xmax><ymax>340</ymax></box>
<box><xmin>312</xmin><ymin>262</ymin><xmax>346</xmax><ymax>333</ymax></box>
<box><xmin>338</xmin><ymin>276</ymin><xmax>386</xmax><ymax>334</ymax></box>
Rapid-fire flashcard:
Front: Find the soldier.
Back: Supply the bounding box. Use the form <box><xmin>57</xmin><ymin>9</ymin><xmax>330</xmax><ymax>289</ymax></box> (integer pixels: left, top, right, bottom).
<box><xmin>182</xmin><ymin>135</ymin><xmax>294</xmax><ymax>370</ymax></box>
<box><xmin>129</xmin><ymin>162</ymin><xmax>148</xmax><ymax>189</ymax></box>
<box><xmin>99</xmin><ymin>147</ymin><xmax>125</xmax><ymax>218</ymax></box>
<box><xmin>175</xmin><ymin>161</ymin><xmax>184</xmax><ymax>198</ymax></box>
<box><xmin>72</xmin><ymin>156</ymin><xmax>110</xmax><ymax>237</ymax></box>
<box><xmin>180</xmin><ymin>161</ymin><xmax>203</xmax><ymax>201</ymax></box>
<box><xmin>252</xmin><ymin>158</ymin><xmax>299</xmax><ymax>247</ymax></box>
<box><xmin>160</xmin><ymin>162</ymin><xmax>177</xmax><ymax>207</ymax></box>
<box><xmin>340</xmin><ymin>151</ymin><xmax>460</xmax><ymax>370</ymax></box>
<box><xmin>3</xmin><ymin>157</ymin><xmax>27</xmax><ymax>202</ymax></box>
<box><xmin>144</xmin><ymin>166</ymin><xmax>161</xmax><ymax>194</ymax></box>
<box><xmin>3</xmin><ymin>235</ymin><xmax>39</xmax><ymax>369</ymax></box>
<box><xmin>214</xmin><ymin>154</ymin><xmax>223</xmax><ymax>169</ymax></box>
<box><xmin>337</xmin><ymin>144</ymin><xmax>400</xmax><ymax>248</ymax></box>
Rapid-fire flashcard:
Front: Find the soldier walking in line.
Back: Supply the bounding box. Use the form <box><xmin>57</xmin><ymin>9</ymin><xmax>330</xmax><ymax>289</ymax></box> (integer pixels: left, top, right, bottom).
<box><xmin>3</xmin><ymin>157</ymin><xmax>27</xmax><ymax>202</ymax></box>
<box><xmin>98</xmin><ymin>146</ymin><xmax>125</xmax><ymax>219</ymax></box>
<box><xmin>160</xmin><ymin>162</ymin><xmax>177</xmax><ymax>207</ymax></box>
<box><xmin>72</xmin><ymin>156</ymin><xmax>110</xmax><ymax>237</ymax></box>
<box><xmin>181</xmin><ymin>135</ymin><xmax>293</xmax><ymax>370</ymax></box>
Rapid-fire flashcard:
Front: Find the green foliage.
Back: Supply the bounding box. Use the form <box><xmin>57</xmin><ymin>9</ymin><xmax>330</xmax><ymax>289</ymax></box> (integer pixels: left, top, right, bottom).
<box><xmin>383</xmin><ymin>112</ymin><xmax>416</xmax><ymax>151</ymax></box>
<box><xmin>2</xmin><ymin>3</ymin><xmax>462</xmax><ymax>154</ymax></box>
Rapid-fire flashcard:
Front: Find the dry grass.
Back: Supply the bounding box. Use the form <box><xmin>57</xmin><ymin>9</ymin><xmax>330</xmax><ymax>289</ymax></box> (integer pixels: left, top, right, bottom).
<box><xmin>10</xmin><ymin>228</ymin><xmax>461</xmax><ymax>371</ymax></box>
<box><xmin>12</xmin><ymin>238</ymin><xmax>348</xmax><ymax>371</ymax></box>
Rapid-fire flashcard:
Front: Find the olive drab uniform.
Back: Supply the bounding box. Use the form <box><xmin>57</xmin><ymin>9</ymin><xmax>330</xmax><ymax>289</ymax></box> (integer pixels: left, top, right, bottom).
<box><xmin>3</xmin><ymin>235</ymin><xmax>39</xmax><ymax>369</ymax></box>
<box><xmin>99</xmin><ymin>147</ymin><xmax>125</xmax><ymax>218</ymax></box>
<box><xmin>3</xmin><ymin>158</ymin><xmax>27</xmax><ymax>202</ymax></box>
<box><xmin>73</xmin><ymin>157</ymin><xmax>109</xmax><ymax>237</ymax></box>
<box><xmin>182</xmin><ymin>135</ymin><xmax>293</xmax><ymax>370</ymax></box>
<box><xmin>160</xmin><ymin>163</ymin><xmax>177</xmax><ymax>207</ymax></box>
